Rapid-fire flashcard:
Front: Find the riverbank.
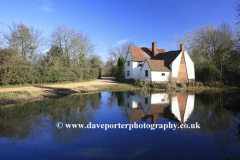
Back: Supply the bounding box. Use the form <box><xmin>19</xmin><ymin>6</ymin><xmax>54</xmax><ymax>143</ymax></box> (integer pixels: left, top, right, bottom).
<box><xmin>0</xmin><ymin>82</ymin><xmax>141</xmax><ymax>106</ymax></box>
<box><xmin>0</xmin><ymin>77</ymin><xmax>239</xmax><ymax>106</ymax></box>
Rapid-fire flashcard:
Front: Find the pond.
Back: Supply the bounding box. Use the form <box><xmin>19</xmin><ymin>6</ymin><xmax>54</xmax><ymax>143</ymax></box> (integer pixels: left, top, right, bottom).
<box><xmin>0</xmin><ymin>90</ymin><xmax>240</xmax><ymax>160</ymax></box>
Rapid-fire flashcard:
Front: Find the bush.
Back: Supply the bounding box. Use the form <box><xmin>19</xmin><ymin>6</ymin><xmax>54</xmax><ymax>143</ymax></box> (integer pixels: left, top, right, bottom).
<box><xmin>166</xmin><ymin>83</ymin><xmax>177</xmax><ymax>90</ymax></box>
<box><xmin>198</xmin><ymin>62</ymin><xmax>220</xmax><ymax>82</ymax></box>
<box><xmin>0</xmin><ymin>66</ymin><xmax>100</xmax><ymax>86</ymax></box>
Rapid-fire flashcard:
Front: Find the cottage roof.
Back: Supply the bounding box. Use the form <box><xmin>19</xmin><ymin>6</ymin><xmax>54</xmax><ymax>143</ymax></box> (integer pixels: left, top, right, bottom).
<box><xmin>129</xmin><ymin>46</ymin><xmax>165</xmax><ymax>62</ymax></box>
<box><xmin>154</xmin><ymin>50</ymin><xmax>181</xmax><ymax>66</ymax></box>
<box><xmin>145</xmin><ymin>59</ymin><xmax>171</xmax><ymax>72</ymax></box>
<box><xmin>129</xmin><ymin>108</ymin><xmax>145</xmax><ymax>122</ymax></box>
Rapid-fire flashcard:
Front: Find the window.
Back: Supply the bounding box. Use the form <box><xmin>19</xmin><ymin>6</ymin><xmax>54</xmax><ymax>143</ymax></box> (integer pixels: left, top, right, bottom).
<box><xmin>127</xmin><ymin>93</ymin><xmax>130</xmax><ymax>98</ymax></box>
<box><xmin>137</xmin><ymin>102</ymin><xmax>143</xmax><ymax>108</ymax></box>
<box><xmin>162</xmin><ymin>73</ymin><xmax>165</xmax><ymax>76</ymax></box>
<box><xmin>145</xmin><ymin>98</ymin><xmax>148</xmax><ymax>104</ymax></box>
<box><xmin>127</xmin><ymin>71</ymin><xmax>130</xmax><ymax>76</ymax></box>
<box><xmin>145</xmin><ymin>70</ymin><xmax>148</xmax><ymax>77</ymax></box>
<box><xmin>127</xmin><ymin>61</ymin><xmax>130</xmax><ymax>66</ymax></box>
<box><xmin>137</xmin><ymin>61</ymin><xmax>143</xmax><ymax>67</ymax></box>
<box><xmin>161</xmin><ymin>98</ymin><xmax>165</xmax><ymax>102</ymax></box>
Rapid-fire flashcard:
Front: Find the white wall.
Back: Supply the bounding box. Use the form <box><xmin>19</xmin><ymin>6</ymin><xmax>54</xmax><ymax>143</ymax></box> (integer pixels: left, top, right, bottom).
<box><xmin>132</xmin><ymin>62</ymin><xmax>141</xmax><ymax>79</ymax></box>
<box><xmin>170</xmin><ymin>94</ymin><xmax>195</xmax><ymax>123</ymax></box>
<box><xmin>126</xmin><ymin>52</ymin><xmax>132</xmax><ymax>61</ymax></box>
<box><xmin>125</xmin><ymin>52</ymin><xmax>142</xmax><ymax>79</ymax></box>
<box><xmin>124</xmin><ymin>92</ymin><xmax>151</xmax><ymax>116</ymax></box>
<box><xmin>171</xmin><ymin>51</ymin><xmax>195</xmax><ymax>80</ymax></box>
<box><xmin>170</xmin><ymin>95</ymin><xmax>181</xmax><ymax>122</ymax></box>
<box><xmin>151</xmin><ymin>71</ymin><xmax>170</xmax><ymax>82</ymax></box>
<box><xmin>124</xmin><ymin>92</ymin><xmax>142</xmax><ymax>109</ymax></box>
<box><xmin>184</xmin><ymin>51</ymin><xmax>195</xmax><ymax>79</ymax></box>
<box><xmin>171</xmin><ymin>52</ymin><xmax>182</xmax><ymax>78</ymax></box>
<box><xmin>140</xmin><ymin>95</ymin><xmax>151</xmax><ymax>113</ymax></box>
<box><xmin>184</xmin><ymin>94</ymin><xmax>195</xmax><ymax>122</ymax></box>
<box><xmin>125</xmin><ymin>52</ymin><xmax>133</xmax><ymax>79</ymax></box>
<box><xmin>141</xmin><ymin>60</ymin><xmax>151</xmax><ymax>80</ymax></box>
<box><xmin>151</xmin><ymin>93</ymin><xmax>169</xmax><ymax>104</ymax></box>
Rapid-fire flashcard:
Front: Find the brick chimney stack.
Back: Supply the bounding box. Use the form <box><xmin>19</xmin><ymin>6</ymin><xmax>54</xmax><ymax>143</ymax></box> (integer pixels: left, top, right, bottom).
<box><xmin>152</xmin><ymin>42</ymin><xmax>157</xmax><ymax>58</ymax></box>
<box><xmin>180</xmin><ymin>44</ymin><xmax>184</xmax><ymax>53</ymax></box>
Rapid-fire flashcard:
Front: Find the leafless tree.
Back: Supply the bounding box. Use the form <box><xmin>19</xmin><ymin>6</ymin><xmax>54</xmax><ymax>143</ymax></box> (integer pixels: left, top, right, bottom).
<box><xmin>108</xmin><ymin>41</ymin><xmax>135</xmax><ymax>63</ymax></box>
<box><xmin>4</xmin><ymin>22</ymin><xmax>44</xmax><ymax>63</ymax></box>
<box><xmin>104</xmin><ymin>41</ymin><xmax>134</xmax><ymax>76</ymax></box>
<box><xmin>175</xmin><ymin>29</ymin><xmax>197</xmax><ymax>56</ymax></box>
<box><xmin>72</xmin><ymin>32</ymin><xmax>95</xmax><ymax>68</ymax></box>
<box><xmin>0</xmin><ymin>22</ymin><xmax>4</xmax><ymax>49</ymax></box>
<box><xmin>51</xmin><ymin>23</ymin><xmax>95</xmax><ymax>67</ymax></box>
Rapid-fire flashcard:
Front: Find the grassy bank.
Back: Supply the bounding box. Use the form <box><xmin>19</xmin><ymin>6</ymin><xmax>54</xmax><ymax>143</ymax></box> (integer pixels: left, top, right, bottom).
<box><xmin>0</xmin><ymin>83</ymin><xmax>142</xmax><ymax>106</ymax></box>
<box><xmin>0</xmin><ymin>81</ymin><xmax>239</xmax><ymax>106</ymax></box>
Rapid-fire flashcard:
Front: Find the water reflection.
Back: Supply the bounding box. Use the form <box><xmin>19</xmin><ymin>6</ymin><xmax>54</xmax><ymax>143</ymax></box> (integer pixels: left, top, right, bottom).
<box><xmin>0</xmin><ymin>91</ymin><xmax>240</xmax><ymax>160</ymax></box>
<box><xmin>0</xmin><ymin>93</ymin><xmax>102</xmax><ymax>144</ymax></box>
<box><xmin>125</xmin><ymin>92</ymin><xmax>195</xmax><ymax>125</ymax></box>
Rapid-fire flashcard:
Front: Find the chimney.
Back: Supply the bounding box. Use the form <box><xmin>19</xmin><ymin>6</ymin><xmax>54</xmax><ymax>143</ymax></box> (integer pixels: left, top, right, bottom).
<box><xmin>152</xmin><ymin>42</ymin><xmax>157</xmax><ymax>58</ymax></box>
<box><xmin>180</xmin><ymin>44</ymin><xmax>184</xmax><ymax>53</ymax></box>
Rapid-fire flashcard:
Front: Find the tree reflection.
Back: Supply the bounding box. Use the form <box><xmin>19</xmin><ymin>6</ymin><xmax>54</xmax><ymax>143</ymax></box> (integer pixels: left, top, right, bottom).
<box><xmin>108</xmin><ymin>92</ymin><xmax>125</xmax><ymax>108</ymax></box>
<box><xmin>185</xmin><ymin>91</ymin><xmax>240</xmax><ymax>158</ymax></box>
<box><xmin>0</xmin><ymin>93</ymin><xmax>102</xmax><ymax>144</ymax></box>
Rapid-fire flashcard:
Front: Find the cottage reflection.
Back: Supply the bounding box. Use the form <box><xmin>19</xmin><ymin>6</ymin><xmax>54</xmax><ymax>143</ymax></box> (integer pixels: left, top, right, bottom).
<box><xmin>124</xmin><ymin>92</ymin><xmax>195</xmax><ymax>124</ymax></box>
<box><xmin>170</xmin><ymin>93</ymin><xmax>195</xmax><ymax>125</ymax></box>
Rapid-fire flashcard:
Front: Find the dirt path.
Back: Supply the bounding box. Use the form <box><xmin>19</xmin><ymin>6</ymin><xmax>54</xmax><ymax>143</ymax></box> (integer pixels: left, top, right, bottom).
<box><xmin>0</xmin><ymin>77</ymin><xmax>119</xmax><ymax>93</ymax></box>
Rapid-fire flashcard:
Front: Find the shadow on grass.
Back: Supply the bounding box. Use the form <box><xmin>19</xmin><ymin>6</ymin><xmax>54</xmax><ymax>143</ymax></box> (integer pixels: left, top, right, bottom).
<box><xmin>34</xmin><ymin>86</ymin><xmax>81</xmax><ymax>97</ymax></box>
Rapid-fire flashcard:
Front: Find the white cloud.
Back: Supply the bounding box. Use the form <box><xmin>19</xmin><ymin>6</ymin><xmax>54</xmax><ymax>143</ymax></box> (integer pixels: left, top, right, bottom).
<box><xmin>117</xmin><ymin>39</ymin><xmax>129</xmax><ymax>45</ymax></box>
<box><xmin>39</xmin><ymin>0</ymin><xmax>56</xmax><ymax>12</ymax></box>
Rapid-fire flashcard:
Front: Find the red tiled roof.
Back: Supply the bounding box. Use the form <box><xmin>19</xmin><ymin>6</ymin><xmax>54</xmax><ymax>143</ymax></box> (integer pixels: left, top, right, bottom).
<box><xmin>130</xmin><ymin>46</ymin><xmax>165</xmax><ymax>61</ymax></box>
<box><xmin>130</xmin><ymin>108</ymin><xmax>145</xmax><ymax>122</ymax></box>
<box><xmin>145</xmin><ymin>59</ymin><xmax>171</xmax><ymax>72</ymax></box>
<box><xmin>146</xmin><ymin>104</ymin><xmax>169</xmax><ymax>115</ymax></box>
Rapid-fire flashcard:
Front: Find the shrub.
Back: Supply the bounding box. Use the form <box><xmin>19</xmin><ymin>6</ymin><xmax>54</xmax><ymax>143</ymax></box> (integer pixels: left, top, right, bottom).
<box><xmin>0</xmin><ymin>66</ymin><xmax>100</xmax><ymax>86</ymax></box>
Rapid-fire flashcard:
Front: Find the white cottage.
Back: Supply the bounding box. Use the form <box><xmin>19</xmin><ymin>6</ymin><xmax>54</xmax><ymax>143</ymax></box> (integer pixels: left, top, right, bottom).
<box><xmin>125</xmin><ymin>42</ymin><xmax>195</xmax><ymax>83</ymax></box>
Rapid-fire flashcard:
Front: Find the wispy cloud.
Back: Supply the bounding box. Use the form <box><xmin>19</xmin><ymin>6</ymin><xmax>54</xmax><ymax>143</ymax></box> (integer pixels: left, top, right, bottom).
<box><xmin>117</xmin><ymin>39</ymin><xmax>129</xmax><ymax>45</ymax></box>
<box><xmin>39</xmin><ymin>0</ymin><xmax>56</xmax><ymax>12</ymax></box>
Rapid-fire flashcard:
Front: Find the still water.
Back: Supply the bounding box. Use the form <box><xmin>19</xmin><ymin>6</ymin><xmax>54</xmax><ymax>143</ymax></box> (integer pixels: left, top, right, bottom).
<box><xmin>0</xmin><ymin>91</ymin><xmax>240</xmax><ymax>160</ymax></box>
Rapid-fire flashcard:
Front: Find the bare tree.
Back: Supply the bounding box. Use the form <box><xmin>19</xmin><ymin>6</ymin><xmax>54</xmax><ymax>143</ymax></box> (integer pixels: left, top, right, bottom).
<box><xmin>4</xmin><ymin>22</ymin><xmax>44</xmax><ymax>63</ymax></box>
<box><xmin>72</xmin><ymin>32</ymin><xmax>95</xmax><ymax>68</ymax></box>
<box><xmin>175</xmin><ymin>29</ymin><xmax>197</xmax><ymax>56</ymax></box>
<box><xmin>28</xmin><ymin>26</ymin><xmax>45</xmax><ymax>62</ymax></box>
<box><xmin>236</xmin><ymin>0</ymin><xmax>240</xmax><ymax>25</ymax></box>
<box><xmin>0</xmin><ymin>22</ymin><xmax>4</xmax><ymax>49</ymax></box>
<box><xmin>51</xmin><ymin>23</ymin><xmax>95</xmax><ymax>67</ymax></box>
<box><xmin>104</xmin><ymin>41</ymin><xmax>134</xmax><ymax>76</ymax></box>
<box><xmin>108</xmin><ymin>41</ymin><xmax>135</xmax><ymax>63</ymax></box>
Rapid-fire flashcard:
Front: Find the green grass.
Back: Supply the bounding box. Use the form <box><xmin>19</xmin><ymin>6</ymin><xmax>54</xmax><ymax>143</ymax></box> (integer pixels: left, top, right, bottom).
<box><xmin>0</xmin><ymin>79</ymin><xmax>97</xmax><ymax>89</ymax></box>
<box><xmin>0</xmin><ymin>91</ymin><xmax>31</xmax><ymax>99</ymax></box>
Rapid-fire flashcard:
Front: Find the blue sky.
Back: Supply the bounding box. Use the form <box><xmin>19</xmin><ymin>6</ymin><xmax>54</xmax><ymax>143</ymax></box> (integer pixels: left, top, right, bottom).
<box><xmin>0</xmin><ymin>0</ymin><xmax>237</xmax><ymax>62</ymax></box>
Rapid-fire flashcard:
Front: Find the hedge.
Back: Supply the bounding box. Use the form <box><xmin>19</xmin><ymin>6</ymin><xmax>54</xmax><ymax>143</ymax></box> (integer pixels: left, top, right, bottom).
<box><xmin>0</xmin><ymin>66</ymin><xmax>100</xmax><ymax>86</ymax></box>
